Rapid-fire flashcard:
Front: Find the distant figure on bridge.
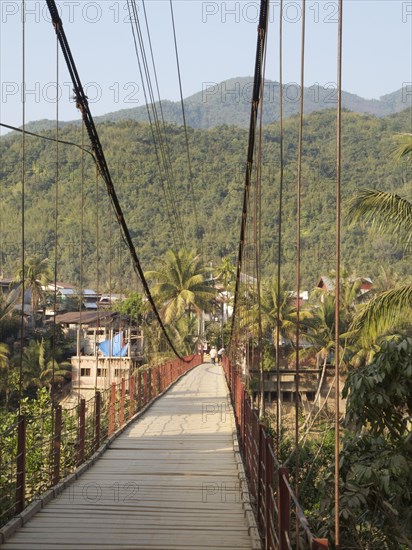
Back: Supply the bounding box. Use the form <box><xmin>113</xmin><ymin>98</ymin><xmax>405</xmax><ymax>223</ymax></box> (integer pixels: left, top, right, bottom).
<box><xmin>210</xmin><ymin>346</ymin><xmax>217</xmax><ymax>364</ymax></box>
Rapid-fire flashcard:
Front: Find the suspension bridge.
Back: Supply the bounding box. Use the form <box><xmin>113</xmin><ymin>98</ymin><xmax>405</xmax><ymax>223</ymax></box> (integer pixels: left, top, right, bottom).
<box><xmin>0</xmin><ymin>0</ymin><xmax>346</xmax><ymax>547</ymax></box>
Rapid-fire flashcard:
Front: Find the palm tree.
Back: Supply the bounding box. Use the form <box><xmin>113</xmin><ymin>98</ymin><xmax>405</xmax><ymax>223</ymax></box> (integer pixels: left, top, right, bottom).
<box><xmin>217</xmin><ymin>256</ymin><xmax>236</xmax><ymax>291</ymax></box>
<box><xmin>347</xmin><ymin>189</ymin><xmax>412</xmax><ymax>247</ymax></box>
<box><xmin>0</xmin><ymin>289</ymin><xmax>18</xmax><ymax>323</ymax></box>
<box><xmin>346</xmin><ymin>134</ymin><xmax>412</xmax><ymax>344</ymax></box>
<box><xmin>18</xmin><ymin>339</ymin><xmax>71</xmax><ymax>393</ymax></box>
<box><xmin>169</xmin><ymin>315</ymin><xmax>199</xmax><ymax>356</ymax></box>
<box><xmin>393</xmin><ymin>132</ymin><xmax>412</xmax><ymax>161</ymax></box>
<box><xmin>14</xmin><ymin>257</ymin><xmax>53</xmax><ymax>329</ymax></box>
<box><xmin>349</xmin><ymin>285</ymin><xmax>412</xmax><ymax>348</ymax></box>
<box><xmin>240</xmin><ymin>278</ymin><xmax>307</xmax><ymax>371</ymax></box>
<box><xmin>0</xmin><ymin>289</ymin><xmax>19</xmax><ymax>340</ymax></box>
<box><xmin>145</xmin><ymin>249</ymin><xmax>216</xmax><ymax>325</ymax></box>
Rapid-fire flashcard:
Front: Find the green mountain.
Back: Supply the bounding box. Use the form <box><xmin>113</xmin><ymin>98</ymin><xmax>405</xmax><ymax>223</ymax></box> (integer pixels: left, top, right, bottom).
<box><xmin>0</xmin><ymin>107</ymin><xmax>411</xmax><ymax>290</ymax></box>
<box><xmin>21</xmin><ymin>78</ymin><xmax>411</xmax><ymax>133</ymax></box>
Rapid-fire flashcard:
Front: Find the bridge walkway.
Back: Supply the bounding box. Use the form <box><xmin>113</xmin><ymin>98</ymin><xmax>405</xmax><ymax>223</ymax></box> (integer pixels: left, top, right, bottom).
<box><xmin>2</xmin><ymin>363</ymin><xmax>255</xmax><ymax>549</ymax></box>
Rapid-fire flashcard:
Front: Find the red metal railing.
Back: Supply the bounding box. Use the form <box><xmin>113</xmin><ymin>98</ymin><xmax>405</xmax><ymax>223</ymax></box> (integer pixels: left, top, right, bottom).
<box><xmin>0</xmin><ymin>354</ymin><xmax>201</xmax><ymax>529</ymax></box>
<box><xmin>222</xmin><ymin>357</ymin><xmax>328</xmax><ymax>550</ymax></box>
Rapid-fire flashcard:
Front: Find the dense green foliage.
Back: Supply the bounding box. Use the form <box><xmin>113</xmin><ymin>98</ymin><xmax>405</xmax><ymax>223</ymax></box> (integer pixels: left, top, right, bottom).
<box><xmin>114</xmin><ymin>291</ymin><xmax>143</xmax><ymax>320</ymax></box>
<box><xmin>315</xmin><ymin>338</ymin><xmax>412</xmax><ymax>548</ymax></box>
<box><xmin>1</xmin><ymin>108</ymin><xmax>410</xmax><ymax>291</ymax></box>
<box><xmin>0</xmin><ymin>388</ymin><xmax>77</xmax><ymax>525</ymax></box>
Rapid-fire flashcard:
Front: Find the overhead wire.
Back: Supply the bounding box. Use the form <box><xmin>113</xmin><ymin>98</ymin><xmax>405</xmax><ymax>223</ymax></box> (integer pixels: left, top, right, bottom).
<box><xmin>0</xmin><ymin>123</ymin><xmax>96</xmax><ymax>164</ymax></box>
<box><xmin>45</xmin><ymin>0</ymin><xmax>188</xmax><ymax>361</ymax></box>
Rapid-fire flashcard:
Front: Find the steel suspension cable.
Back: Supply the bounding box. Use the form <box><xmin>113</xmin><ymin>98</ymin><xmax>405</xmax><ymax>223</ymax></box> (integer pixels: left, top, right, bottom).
<box><xmin>128</xmin><ymin>0</ymin><xmax>186</xmax><ymax>249</ymax></box>
<box><xmin>18</xmin><ymin>0</ymin><xmax>26</xmax><ymax>414</ymax></box>
<box><xmin>295</xmin><ymin>1</ymin><xmax>306</xmax><ymax>546</ymax></box>
<box><xmin>126</xmin><ymin>1</ymin><xmax>179</xmax><ymax>251</ymax></box>
<box><xmin>0</xmin><ymin>123</ymin><xmax>95</xmax><ymax>160</ymax></box>
<box><xmin>45</xmin><ymin>0</ymin><xmax>188</xmax><ymax>361</ymax></box>
<box><xmin>229</xmin><ymin>0</ymin><xmax>270</xmax><ymax>349</ymax></box>
<box><xmin>169</xmin><ymin>0</ymin><xmax>202</xmax><ymax>255</ymax></box>
<box><xmin>138</xmin><ymin>0</ymin><xmax>181</xmax><ymax>250</ymax></box>
<box><xmin>52</xmin><ymin>35</ymin><xmax>60</xmax><ymax>395</ymax></box>
<box><xmin>275</xmin><ymin>0</ymin><xmax>284</xmax><ymax>458</ymax></box>
<box><xmin>128</xmin><ymin>1</ymin><xmax>184</xmax><ymax>249</ymax></box>
<box><xmin>78</xmin><ymin>120</ymin><xmax>85</xmax><ymax>404</ymax></box>
<box><xmin>255</xmin><ymin>22</ymin><xmax>269</xmax><ymax>418</ymax></box>
<box><xmin>94</xmin><ymin>166</ymin><xmax>100</xmax><ymax>391</ymax></box>
<box><xmin>335</xmin><ymin>1</ymin><xmax>343</xmax><ymax>546</ymax></box>
<box><xmin>140</xmin><ymin>0</ymin><xmax>189</xmax><ymax>250</ymax></box>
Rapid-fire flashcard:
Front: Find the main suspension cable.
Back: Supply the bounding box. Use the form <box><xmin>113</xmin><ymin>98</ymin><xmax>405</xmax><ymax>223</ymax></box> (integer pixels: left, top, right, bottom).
<box><xmin>229</xmin><ymin>0</ymin><xmax>270</xmax><ymax>349</ymax></box>
<box><xmin>45</xmin><ymin>0</ymin><xmax>188</xmax><ymax>361</ymax></box>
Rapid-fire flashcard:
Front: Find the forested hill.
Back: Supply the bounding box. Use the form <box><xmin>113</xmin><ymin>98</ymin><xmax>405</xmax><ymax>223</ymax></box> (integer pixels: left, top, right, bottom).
<box><xmin>23</xmin><ymin>78</ymin><xmax>411</xmax><ymax>133</ymax></box>
<box><xmin>0</xmin><ymin>107</ymin><xmax>411</xmax><ymax>289</ymax></box>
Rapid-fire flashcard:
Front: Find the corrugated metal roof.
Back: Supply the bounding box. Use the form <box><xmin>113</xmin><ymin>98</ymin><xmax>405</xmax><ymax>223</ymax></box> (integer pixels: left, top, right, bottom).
<box><xmin>55</xmin><ymin>311</ymin><xmax>115</xmax><ymax>325</ymax></box>
<box><xmin>60</xmin><ymin>288</ymin><xmax>75</xmax><ymax>296</ymax></box>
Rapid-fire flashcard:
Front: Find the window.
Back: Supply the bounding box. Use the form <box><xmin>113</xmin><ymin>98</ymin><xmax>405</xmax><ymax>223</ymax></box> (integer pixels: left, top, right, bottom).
<box><xmin>97</xmin><ymin>368</ymin><xmax>107</xmax><ymax>378</ymax></box>
<box><xmin>80</xmin><ymin>368</ymin><xmax>91</xmax><ymax>377</ymax></box>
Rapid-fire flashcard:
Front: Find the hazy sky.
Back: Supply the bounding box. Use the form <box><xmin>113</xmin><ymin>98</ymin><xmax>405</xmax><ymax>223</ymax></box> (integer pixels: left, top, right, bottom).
<box><xmin>1</xmin><ymin>0</ymin><xmax>411</xmax><ymax>132</ymax></box>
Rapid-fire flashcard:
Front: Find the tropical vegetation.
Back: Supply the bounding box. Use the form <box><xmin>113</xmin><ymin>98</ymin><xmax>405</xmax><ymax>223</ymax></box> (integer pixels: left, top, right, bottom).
<box><xmin>0</xmin><ymin>104</ymin><xmax>411</xmax><ymax>545</ymax></box>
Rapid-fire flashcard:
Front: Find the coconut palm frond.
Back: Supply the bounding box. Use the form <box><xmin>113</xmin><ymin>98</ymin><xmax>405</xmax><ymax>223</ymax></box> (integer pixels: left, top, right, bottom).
<box><xmin>350</xmin><ymin>284</ymin><xmax>412</xmax><ymax>346</ymax></box>
<box><xmin>346</xmin><ymin>189</ymin><xmax>412</xmax><ymax>243</ymax></box>
<box><xmin>393</xmin><ymin>132</ymin><xmax>412</xmax><ymax>161</ymax></box>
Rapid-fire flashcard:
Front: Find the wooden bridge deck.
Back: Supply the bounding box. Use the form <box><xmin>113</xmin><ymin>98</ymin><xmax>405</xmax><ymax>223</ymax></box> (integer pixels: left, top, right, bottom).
<box><xmin>2</xmin><ymin>363</ymin><xmax>255</xmax><ymax>549</ymax></box>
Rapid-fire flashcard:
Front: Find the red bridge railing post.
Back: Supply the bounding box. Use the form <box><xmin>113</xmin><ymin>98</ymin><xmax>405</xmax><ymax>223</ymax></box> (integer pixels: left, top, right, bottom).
<box><xmin>143</xmin><ymin>371</ymin><xmax>149</xmax><ymax>404</ymax></box>
<box><xmin>137</xmin><ymin>370</ymin><xmax>142</xmax><ymax>410</ymax></box>
<box><xmin>53</xmin><ymin>405</ymin><xmax>62</xmax><ymax>486</ymax></box>
<box><xmin>95</xmin><ymin>391</ymin><xmax>101</xmax><ymax>450</ymax></box>
<box><xmin>78</xmin><ymin>398</ymin><xmax>86</xmax><ymax>466</ymax></box>
<box><xmin>257</xmin><ymin>423</ymin><xmax>265</xmax><ymax>530</ymax></box>
<box><xmin>109</xmin><ymin>382</ymin><xmax>116</xmax><ymax>435</ymax></box>
<box><xmin>157</xmin><ymin>367</ymin><xmax>161</xmax><ymax>395</ymax></box>
<box><xmin>312</xmin><ymin>539</ymin><xmax>329</xmax><ymax>549</ymax></box>
<box><xmin>129</xmin><ymin>375</ymin><xmax>135</xmax><ymax>417</ymax></box>
<box><xmin>120</xmin><ymin>378</ymin><xmax>125</xmax><ymax>426</ymax></box>
<box><xmin>278</xmin><ymin>467</ymin><xmax>290</xmax><ymax>550</ymax></box>
<box><xmin>265</xmin><ymin>434</ymin><xmax>274</xmax><ymax>549</ymax></box>
<box><xmin>15</xmin><ymin>415</ymin><xmax>26</xmax><ymax>514</ymax></box>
